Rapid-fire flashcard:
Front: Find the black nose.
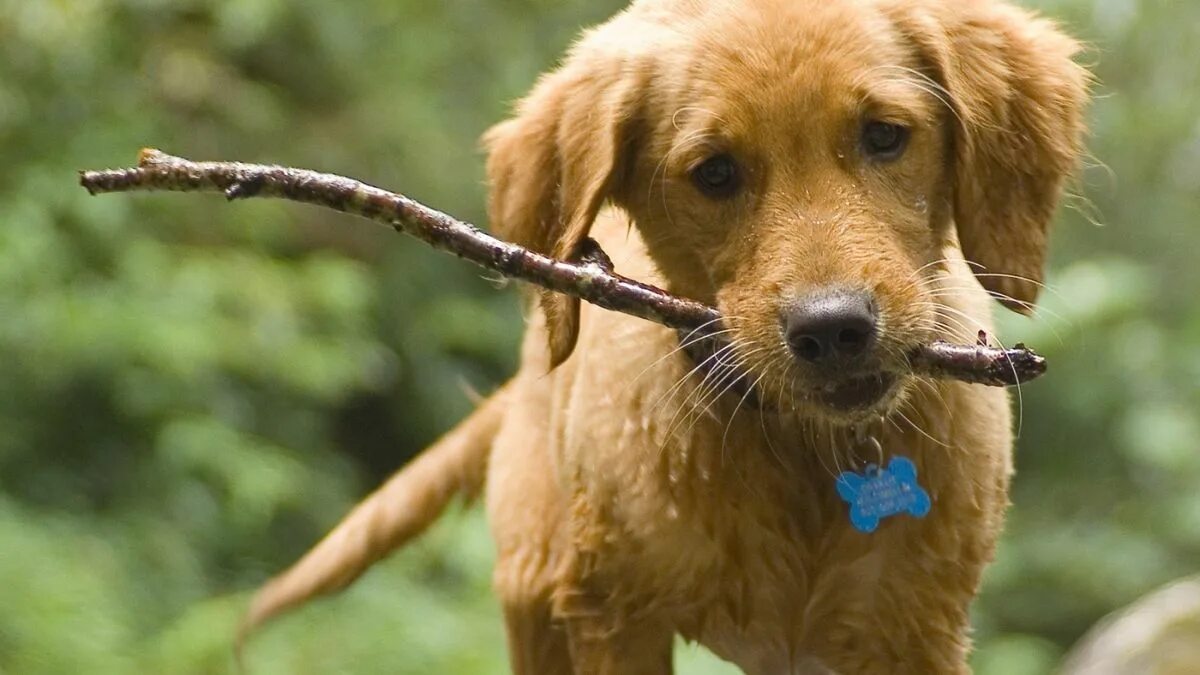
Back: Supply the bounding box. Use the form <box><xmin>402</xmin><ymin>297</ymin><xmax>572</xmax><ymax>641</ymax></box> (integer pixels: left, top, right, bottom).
<box><xmin>783</xmin><ymin>290</ymin><xmax>878</xmax><ymax>365</ymax></box>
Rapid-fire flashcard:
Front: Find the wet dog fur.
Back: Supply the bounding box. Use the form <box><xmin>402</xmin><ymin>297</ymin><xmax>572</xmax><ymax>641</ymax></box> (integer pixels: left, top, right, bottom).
<box><xmin>242</xmin><ymin>1</ymin><xmax>1089</xmax><ymax>673</ymax></box>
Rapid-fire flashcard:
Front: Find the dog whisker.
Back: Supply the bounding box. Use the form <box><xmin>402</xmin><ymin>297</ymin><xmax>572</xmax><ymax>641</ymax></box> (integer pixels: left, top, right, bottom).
<box><xmin>647</xmin><ymin>339</ymin><xmax>742</xmax><ymax>426</ymax></box>
<box><xmin>930</xmin><ymin>303</ymin><xmax>1025</xmax><ymax>435</ymax></box>
<box><xmin>656</xmin><ymin>338</ymin><xmax>754</xmax><ymax>449</ymax></box>
<box><xmin>921</xmin><ymin>286</ymin><xmax>1069</xmax><ymax>344</ymax></box>
<box><xmin>968</xmin><ymin>271</ymin><xmax>1060</xmax><ymax>296</ymax></box>
<box><xmin>623</xmin><ymin>321</ymin><xmax>740</xmax><ymax>396</ymax></box>
<box><xmin>863</xmin><ymin>65</ymin><xmax>964</xmax><ymax>126</ymax></box>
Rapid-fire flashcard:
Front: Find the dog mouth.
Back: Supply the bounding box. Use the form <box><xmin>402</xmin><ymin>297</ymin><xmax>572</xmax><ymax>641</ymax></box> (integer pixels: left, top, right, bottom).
<box><xmin>813</xmin><ymin>372</ymin><xmax>898</xmax><ymax>412</ymax></box>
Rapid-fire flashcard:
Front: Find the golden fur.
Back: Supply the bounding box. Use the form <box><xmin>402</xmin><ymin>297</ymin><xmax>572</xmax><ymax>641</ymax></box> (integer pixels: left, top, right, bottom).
<box><xmin>243</xmin><ymin>1</ymin><xmax>1090</xmax><ymax>672</ymax></box>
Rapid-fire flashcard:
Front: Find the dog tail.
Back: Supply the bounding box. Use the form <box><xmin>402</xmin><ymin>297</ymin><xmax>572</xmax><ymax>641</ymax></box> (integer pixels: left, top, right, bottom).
<box><xmin>236</xmin><ymin>381</ymin><xmax>511</xmax><ymax>646</ymax></box>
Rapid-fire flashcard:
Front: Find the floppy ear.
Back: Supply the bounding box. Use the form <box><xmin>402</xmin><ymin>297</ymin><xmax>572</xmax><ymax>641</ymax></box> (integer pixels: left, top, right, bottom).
<box><xmin>483</xmin><ymin>50</ymin><xmax>647</xmax><ymax>367</ymax></box>
<box><xmin>892</xmin><ymin>1</ymin><xmax>1090</xmax><ymax>311</ymax></box>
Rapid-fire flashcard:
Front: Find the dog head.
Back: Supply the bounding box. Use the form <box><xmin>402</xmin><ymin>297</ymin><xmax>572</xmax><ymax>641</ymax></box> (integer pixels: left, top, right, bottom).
<box><xmin>485</xmin><ymin>0</ymin><xmax>1088</xmax><ymax>421</ymax></box>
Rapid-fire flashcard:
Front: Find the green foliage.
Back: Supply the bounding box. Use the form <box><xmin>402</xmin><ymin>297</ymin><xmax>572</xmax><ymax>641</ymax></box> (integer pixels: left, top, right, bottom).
<box><xmin>0</xmin><ymin>0</ymin><xmax>1195</xmax><ymax>673</ymax></box>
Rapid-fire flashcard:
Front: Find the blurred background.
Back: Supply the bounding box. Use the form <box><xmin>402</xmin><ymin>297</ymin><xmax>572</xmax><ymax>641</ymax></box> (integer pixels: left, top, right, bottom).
<box><xmin>1</xmin><ymin>0</ymin><xmax>1197</xmax><ymax>673</ymax></box>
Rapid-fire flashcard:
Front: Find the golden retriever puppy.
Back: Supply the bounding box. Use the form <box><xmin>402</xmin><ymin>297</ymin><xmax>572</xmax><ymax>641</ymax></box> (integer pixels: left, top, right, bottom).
<box><xmin>242</xmin><ymin>1</ymin><xmax>1089</xmax><ymax>673</ymax></box>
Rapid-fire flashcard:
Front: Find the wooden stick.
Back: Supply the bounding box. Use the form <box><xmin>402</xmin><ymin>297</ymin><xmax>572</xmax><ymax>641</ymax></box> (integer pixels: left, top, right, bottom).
<box><xmin>79</xmin><ymin>149</ymin><xmax>1046</xmax><ymax>387</ymax></box>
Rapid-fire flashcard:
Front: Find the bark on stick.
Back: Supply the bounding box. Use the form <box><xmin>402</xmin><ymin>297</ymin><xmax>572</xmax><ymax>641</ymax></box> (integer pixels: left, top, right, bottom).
<box><xmin>79</xmin><ymin>149</ymin><xmax>1046</xmax><ymax>387</ymax></box>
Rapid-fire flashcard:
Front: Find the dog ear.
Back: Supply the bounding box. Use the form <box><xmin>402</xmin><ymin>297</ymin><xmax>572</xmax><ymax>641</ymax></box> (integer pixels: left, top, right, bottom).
<box><xmin>483</xmin><ymin>44</ymin><xmax>648</xmax><ymax>367</ymax></box>
<box><xmin>891</xmin><ymin>1</ymin><xmax>1090</xmax><ymax>312</ymax></box>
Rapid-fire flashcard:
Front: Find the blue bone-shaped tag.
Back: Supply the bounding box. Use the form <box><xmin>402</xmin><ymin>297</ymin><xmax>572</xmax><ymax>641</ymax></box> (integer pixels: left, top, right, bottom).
<box><xmin>835</xmin><ymin>456</ymin><xmax>931</xmax><ymax>533</ymax></box>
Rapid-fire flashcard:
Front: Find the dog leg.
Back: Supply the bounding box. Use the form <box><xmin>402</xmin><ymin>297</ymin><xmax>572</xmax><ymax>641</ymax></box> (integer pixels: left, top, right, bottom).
<box><xmin>502</xmin><ymin>595</ymin><xmax>574</xmax><ymax>675</ymax></box>
<box><xmin>565</xmin><ymin>615</ymin><xmax>674</xmax><ymax>675</ymax></box>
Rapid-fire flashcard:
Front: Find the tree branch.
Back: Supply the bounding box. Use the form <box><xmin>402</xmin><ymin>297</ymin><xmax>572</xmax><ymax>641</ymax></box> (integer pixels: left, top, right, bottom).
<box><xmin>79</xmin><ymin>149</ymin><xmax>1046</xmax><ymax>387</ymax></box>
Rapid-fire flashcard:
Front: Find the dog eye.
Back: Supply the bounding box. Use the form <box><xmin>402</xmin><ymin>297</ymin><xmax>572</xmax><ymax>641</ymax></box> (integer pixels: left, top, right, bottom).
<box><xmin>691</xmin><ymin>154</ymin><xmax>740</xmax><ymax>198</ymax></box>
<box><xmin>861</xmin><ymin>121</ymin><xmax>910</xmax><ymax>161</ymax></box>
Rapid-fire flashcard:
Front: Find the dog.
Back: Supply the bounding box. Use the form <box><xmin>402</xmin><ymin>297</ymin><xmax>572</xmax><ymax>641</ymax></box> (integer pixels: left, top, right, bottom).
<box><xmin>239</xmin><ymin>1</ymin><xmax>1089</xmax><ymax>672</ymax></box>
